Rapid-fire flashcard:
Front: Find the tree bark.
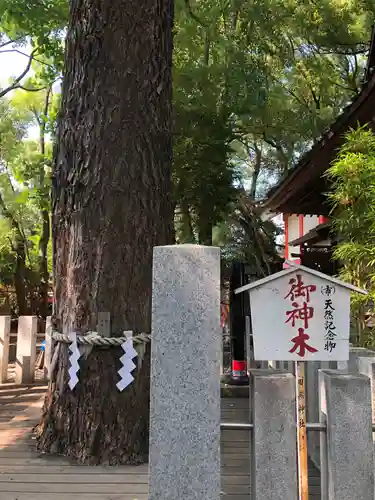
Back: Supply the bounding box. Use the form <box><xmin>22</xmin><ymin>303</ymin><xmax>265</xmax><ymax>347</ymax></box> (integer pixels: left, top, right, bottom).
<box><xmin>36</xmin><ymin>0</ymin><xmax>174</xmax><ymax>464</ymax></box>
<box><xmin>249</xmin><ymin>143</ymin><xmax>261</xmax><ymax>200</ymax></box>
<box><xmin>197</xmin><ymin>216</ymin><xmax>213</xmax><ymax>245</ymax></box>
<box><xmin>179</xmin><ymin>198</ymin><xmax>195</xmax><ymax>243</ymax></box>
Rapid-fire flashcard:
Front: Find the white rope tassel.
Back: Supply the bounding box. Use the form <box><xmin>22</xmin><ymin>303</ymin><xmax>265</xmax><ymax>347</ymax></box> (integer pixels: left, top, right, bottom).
<box><xmin>117</xmin><ymin>332</ymin><xmax>138</xmax><ymax>391</ymax></box>
<box><xmin>68</xmin><ymin>332</ymin><xmax>81</xmax><ymax>390</ymax></box>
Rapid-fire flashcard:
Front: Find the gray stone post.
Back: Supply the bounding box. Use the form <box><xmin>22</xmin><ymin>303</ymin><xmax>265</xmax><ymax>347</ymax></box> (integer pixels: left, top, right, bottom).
<box><xmin>348</xmin><ymin>347</ymin><xmax>375</xmax><ymax>373</ymax></box>
<box><xmin>320</xmin><ymin>370</ymin><xmax>374</xmax><ymax>500</ymax></box>
<box><xmin>251</xmin><ymin>370</ymin><xmax>298</xmax><ymax>500</ymax></box>
<box><xmin>336</xmin><ymin>361</ymin><xmax>348</xmax><ymax>370</ymax></box>
<box><xmin>319</xmin><ymin>369</ymin><xmax>328</xmax><ymax>500</ymax></box>
<box><xmin>306</xmin><ymin>360</ymin><xmax>321</xmax><ymax>469</ymax></box>
<box><xmin>149</xmin><ymin>245</ymin><xmax>221</xmax><ymax>500</ymax></box>
<box><xmin>358</xmin><ymin>356</ymin><xmax>375</xmax><ymax>434</ymax></box>
<box><xmin>245</xmin><ymin>315</ymin><xmax>251</xmax><ymax>371</ymax></box>
<box><xmin>15</xmin><ymin>315</ymin><xmax>37</xmax><ymax>384</ymax></box>
<box><xmin>44</xmin><ymin>316</ymin><xmax>52</xmax><ymax>380</ymax></box>
<box><xmin>0</xmin><ymin>316</ymin><xmax>10</xmax><ymax>383</ymax></box>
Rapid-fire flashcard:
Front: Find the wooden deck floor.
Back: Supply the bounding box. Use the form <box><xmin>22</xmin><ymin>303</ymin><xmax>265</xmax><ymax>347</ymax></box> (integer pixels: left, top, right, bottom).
<box><xmin>0</xmin><ymin>383</ymin><xmax>320</xmax><ymax>500</ymax></box>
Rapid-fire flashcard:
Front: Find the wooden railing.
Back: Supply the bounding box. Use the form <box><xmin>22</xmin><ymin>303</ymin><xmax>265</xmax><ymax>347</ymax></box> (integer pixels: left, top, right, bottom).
<box><xmin>0</xmin><ymin>315</ymin><xmax>52</xmax><ymax>384</ymax></box>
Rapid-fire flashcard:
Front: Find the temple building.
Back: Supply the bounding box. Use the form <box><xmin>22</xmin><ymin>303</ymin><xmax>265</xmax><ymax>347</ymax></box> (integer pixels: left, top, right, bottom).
<box><xmin>261</xmin><ymin>28</ymin><xmax>375</xmax><ymax>275</ymax></box>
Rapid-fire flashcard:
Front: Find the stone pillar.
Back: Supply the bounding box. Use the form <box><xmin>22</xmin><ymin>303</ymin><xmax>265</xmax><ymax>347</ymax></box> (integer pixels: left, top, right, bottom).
<box><xmin>282</xmin><ymin>361</ymin><xmax>290</xmax><ymax>371</ymax></box>
<box><xmin>251</xmin><ymin>370</ymin><xmax>298</xmax><ymax>500</ymax></box>
<box><xmin>348</xmin><ymin>347</ymin><xmax>375</xmax><ymax>373</ymax></box>
<box><xmin>306</xmin><ymin>360</ymin><xmax>321</xmax><ymax>469</ymax></box>
<box><xmin>336</xmin><ymin>361</ymin><xmax>348</xmax><ymax>370</ymax></box>
<box><xmin>320</xmin><ymin>370</ymin><xmax>374</xmax><ymax>499</ymax></box>
<box><xmin>318</xmin><ymin>369</ymin><xmax>328</xmax><ymax>499</ymax></box>
<box><xmin>44</xmin><ymin>316</ymin><xmax>52</xmax><ymax>380</ymax></box>
<box><xmin>149</xmin><ymin>245</ymin><xmax>221</xmax><ymax>500</ymax></box>
<box><xmin>15</xmin><ymin>316</ymin><xmax>37</xmax><ymax>384</ymax></box>
<box><xmin>245</xmin><ymin>315</ymin><xmax>251</xmax><ymax>370</ymax></box>
<box><xmin>0</xmin><ymin>316</ymin><xmax>10</xmax><ymax>383</ymax></box>
<box><xmin>357</xmin><ymin>357</ymin><xmax>375</xmax><ymax>433</ymax></box>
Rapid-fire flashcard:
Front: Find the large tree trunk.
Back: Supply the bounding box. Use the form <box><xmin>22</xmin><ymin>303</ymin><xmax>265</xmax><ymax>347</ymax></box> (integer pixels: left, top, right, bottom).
<box><xmin>36</xmin><ymin>0</ymin><xmax>174</xmax><ymax>464</ymax></box>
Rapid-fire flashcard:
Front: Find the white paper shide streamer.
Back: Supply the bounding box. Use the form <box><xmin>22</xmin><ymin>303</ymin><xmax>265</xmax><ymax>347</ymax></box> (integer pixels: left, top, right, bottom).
<box><xmin>68</xmin><ymin>332</ymin><xmax>81</xmax><ymax>390</ymax></box>
<box><xmin>117</xmin><ymin>334</ymin><xmax>138</xmax><ymax>391</ymax></box>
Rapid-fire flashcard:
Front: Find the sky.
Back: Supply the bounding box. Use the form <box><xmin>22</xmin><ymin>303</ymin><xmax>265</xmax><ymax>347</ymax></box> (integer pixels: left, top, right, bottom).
<box><xmin>0</xmin><ymin>50</ymin><xmax>29</xmax><ymax>86</ymax></box>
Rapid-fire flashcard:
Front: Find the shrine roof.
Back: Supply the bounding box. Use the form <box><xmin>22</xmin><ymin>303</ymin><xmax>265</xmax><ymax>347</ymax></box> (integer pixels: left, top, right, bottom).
<box><xmin>234</xmin><ymin>261</ymin><xmax>367</xmax><ymax>295</ymax></box>
<box><xmin>262</xmin><ymin>28</ymin><xmax>375</xmax><ymax>216</ymax></box>
<box><xmin>288</xmin><ymin>221</ymin><xmax>331</xmax><ymax>247</ymax></box>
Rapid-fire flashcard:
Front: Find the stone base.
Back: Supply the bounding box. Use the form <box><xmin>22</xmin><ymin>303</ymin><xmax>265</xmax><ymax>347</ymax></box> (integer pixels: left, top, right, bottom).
<box><xmin>220</xmin><ymin>373</ymin><xmax>249</xmax><ymax>386</ymax></box>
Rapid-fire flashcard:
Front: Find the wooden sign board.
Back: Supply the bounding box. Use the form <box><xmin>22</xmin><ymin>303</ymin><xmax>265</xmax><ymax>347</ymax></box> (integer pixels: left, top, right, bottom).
<box><xmin>235</xmin><ymin>263</ymin><xmax>366</xmax><ymax>362</ymax></box>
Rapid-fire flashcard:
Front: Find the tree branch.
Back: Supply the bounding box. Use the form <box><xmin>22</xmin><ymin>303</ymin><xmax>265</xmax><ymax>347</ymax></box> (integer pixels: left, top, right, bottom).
<box><xmin>295</xmin><ymin>63</ymin><xmax>321</xmax><ymax>109</ymax></box>
<box><xmin>262</xmin><ymin>133</ymin><xmax>289</xmax><ymax>171</ymax></box>
<box><xmin>203</xmin><ymin>32</ymin><xmax>210</xmax><ymax>65</ymax></box>
<box><xmin>40</xmin><ymin>85</ymin><xmax>52</xmax><ymax>156</ymax></box>
<box><xmin>306</xmin><ymin>38</ymin><xmax>369</xmax><ymax>56</ymax></box>
<box><xmin>0</xmin><ymin>36</ymin><xmax>26</xmax><ymax>49</ymax></box>
<box><xmin>0</xmin><ymin>48</ymin><xmax>53</xmax><ymax>68</ymax></box>
<box><xmin>184</xmin><ymin>0</ymin><xmax>207</xmax><ymax>27</ymax></box>
<box><xmin>249</xmin><ymin>143</ymin><xmax>262</xmax><ymax>200</ymax></box>
<box><xmin>15</xmin><ymin>84</ymin><xmax>48</xmax><ymax>92</ymax></box>
<box><xmin>328</xmin><ymin>79</ymin><xmax>358</xmax><ymax>94</ymax></box>
<box><xmin>274</xmin><ymin>77</ymin><xmax>313</xmax><ymax>111</ymax></box>
<box><xmin>0</xmin><ymin>49</ymin><xmax>38</xmax><ymax>98</ymax></box>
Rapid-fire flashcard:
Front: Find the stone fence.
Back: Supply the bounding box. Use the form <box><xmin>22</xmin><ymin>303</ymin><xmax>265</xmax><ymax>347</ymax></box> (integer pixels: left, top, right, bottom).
<box><xmin>0</xmin><ymin>315</ymin><xmax>51</xmax><ymax>384</ymax></box>
<box><xmin>2</xmin><ymin>245</ymin><xmax>374</xmax><ymax>498</ymax></box>
<box><xmin>263</xmin><ymin>349</ymin><xmax>375</xmax><ymax>474</ymax></box>
<box><xmin>148</xmin><ymin>245</ymin><xmax>375</xmax><ymax>500</ymax></box>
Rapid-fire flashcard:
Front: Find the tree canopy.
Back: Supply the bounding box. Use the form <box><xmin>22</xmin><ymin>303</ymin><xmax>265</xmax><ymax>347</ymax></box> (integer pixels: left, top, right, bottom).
<box><xmin>1</xmin><ymin>0</ymin><xmax>375</xmax><ymax>309</ymax></box>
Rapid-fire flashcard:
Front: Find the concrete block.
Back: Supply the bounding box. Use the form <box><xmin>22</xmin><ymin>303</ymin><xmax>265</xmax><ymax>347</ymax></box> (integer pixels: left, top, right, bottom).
<box><xmin>15</xmin><ymin>316</ymin><xmax>37</xmax><ymax>384</ymax></box>
<box><xmin>348</xmin><ymin>347</ymin><xmax>375</xmax><ymax>373</ymax></box>
<box><xmin>148</xmin><ymin>245</ymin><xmax>221</xmax><ymax>500</ymax></box>
<box><xmin>358</xmin><ymin>356</ymin><xmax>375</xmax><ymax>433</ymax></box>
<box><xmin>320</xmin><ymin>370</ymin><xmax>374</xmax><ymax>499</ymax></box>
<box><xmin>0</xmin><ymin>316</ymin><xmax>10</xmax><ymax>383</ymax></box>
<box><xmin>251</xmin><ymin>370</ymin><xmax>298</xmax><ymax>500</ymax></box>
<box><xmin>44</xmin><ymin>316</ymin><xmax>52</xmax><ymax>380</ymax></box>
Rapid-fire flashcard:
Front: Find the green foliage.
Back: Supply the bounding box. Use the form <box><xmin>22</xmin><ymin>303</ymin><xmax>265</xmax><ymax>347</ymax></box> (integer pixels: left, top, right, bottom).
<box><xmin>0</xmin><ymin>93</ymin><xmax>52</xmax><ymax>314</ymax></box>
<box><xmin>2</xmin><ymin>0</ymin><xmax>375</xmax><ymax>278</ymax></box>
<box><xmin>0</xmin><ymin>0</ymin><xmax>67</xmax><ymax>61</ymax></box>
<box><xmin>214</xmin><ymin>194</ymin><xmax>282</xmax><ymax>275</ymax></box>
<box><xmin>173</xmin><ymin>0</ymin><xmax>375</xmax><ymax>250</ymax></box>
<box><xmin>173</xmin><ymin>106</ymin><xmax>239</xmax><ymax>243</ymax></box>
<box><xmin>326</xmin><ymin>126</ymin><xmax>375</xmax><ymax>344</ymax></box>
<box><xmin>0</xmin><ymin>0</ymin><xmax>65</xmax><ymax>98</ymax></box>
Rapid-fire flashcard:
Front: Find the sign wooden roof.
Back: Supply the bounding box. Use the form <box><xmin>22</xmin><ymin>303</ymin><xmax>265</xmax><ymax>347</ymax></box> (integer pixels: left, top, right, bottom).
<box><xmin>234</xmin><ymin>261</ymin><xmax>367</xmax><ymax>295</ymax></box>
